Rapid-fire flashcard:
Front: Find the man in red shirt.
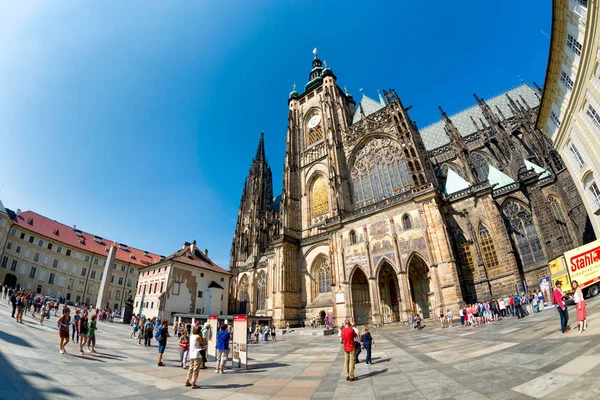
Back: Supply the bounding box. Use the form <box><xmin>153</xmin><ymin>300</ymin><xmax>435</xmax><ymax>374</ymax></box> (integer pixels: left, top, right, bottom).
<box><xmin>553</xmin><ymin>280</ymin><xmax>569</xmax><ymax>334</ymax></box>
<box><xmin>341</xmin><ymin>320</ymin><xmax>358</xmax><ymax>381</ymax></box>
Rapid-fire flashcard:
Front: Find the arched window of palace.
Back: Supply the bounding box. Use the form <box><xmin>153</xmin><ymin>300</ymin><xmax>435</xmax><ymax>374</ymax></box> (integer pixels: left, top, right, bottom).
<box><xmin>502</xmin><ymin>201</ymin><xmax>545</xmax><ymax>266</ymax></box>
<box><xmin>478</xmin><ymin>223</ymin><xmax>500</xmax><ymax>272</ymax></box>
<box><xmin>318</xmin><ymin>260</ymin><xmax>331</xmax><ymax>294</ymax></box>
<box><xmin>256</xmin><ymin>272</ymin><xmax>266</xmax><ymax>311</ymax></box>
<box><xmin>349</xmin><ymin>230</ymin><xmax>357</xmax><ymax>245</ymax></box>
<box><xmin>548</xmin><ymin>196</ymin><xmax>573</xmax><ymax>249</ymax></box>
<box><xmin>471</xmin><ymin>152</ymin><xmax>491</xmax><ymax>181</ymax></box>
<box><xmin>350</xmin><ymin>137</ymin><xmax>412</xmax><ymax>208</ymax></box>
<box><xmin>312</xmin><ymin>176</ymin><xmax>329</xmax><ymax>216</ymax></box>
<box><xmin>403</xmin><ymin>214</ymin><xmax>412</xmax><ymax>230</ymax></box>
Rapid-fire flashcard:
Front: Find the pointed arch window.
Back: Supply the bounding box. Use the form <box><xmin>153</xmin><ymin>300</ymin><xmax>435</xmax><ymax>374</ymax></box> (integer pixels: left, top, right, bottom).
<box><xmin>318</xmin><ymin>260</ymin><xmax>331</xmax><ymax>294</ymax></box>
<box><xmin>350</xmin><ymin>137</ymin><xmax>412</xmax><ymax>208</ymax></box>
<box><xmin>549</xmin><ymin>196</ymin><xmax>573</xmax><ymax>249</ymax></box>
<box><xmin>256</xmin><ymin>272</ymin><xmax>266</xmax><ymax>311</ymax></box>
<box><xmin>478</xmin><ymin>223</ymin><xmax>500</xmax><ymax>272</ymax></box>
<box><xmin>238</xmin><ymin>277</ymin><xmax>249</xmax><ymax>313</ymax></box>
<box><xmin>312</xmin><ymin>176</ymin><xmax>329</xmax><ymax>216</ymax></box>
<box><xmin>471</xmin><ymin>152</ymin><xmax>491</xmax><ymax>181</ymax></box>
<box><xmin>502</xmin><ymin>201</ymin><xmax>545</xmax><ymax>266</ymax></box>
<box><xmin>349</xmin><ymin>230</ymin><xmax>357</xmax><ymax>245</ymax></box>
<box><xmin>456</xmin><ymin>231</ymin><xmax>476</xmax><ymax>277</ymax></box>
<box><xmin>403</xmin><ymin>214</ymin><xmax>412</xmax><ymax>230</ymax></box>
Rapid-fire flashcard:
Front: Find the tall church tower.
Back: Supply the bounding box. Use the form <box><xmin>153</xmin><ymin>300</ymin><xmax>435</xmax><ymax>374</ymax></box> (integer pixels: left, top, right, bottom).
<box><xmin>230</xmin><ymin>133</ymin><xmax>276</xmax><ymax>272</ymax></box>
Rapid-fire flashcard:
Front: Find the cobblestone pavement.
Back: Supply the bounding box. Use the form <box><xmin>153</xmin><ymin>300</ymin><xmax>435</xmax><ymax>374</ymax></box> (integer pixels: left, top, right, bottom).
<box><xmin>1</xmin><ymin>298</ymin><xmax>599</xmax><ymax>399</ymax></box>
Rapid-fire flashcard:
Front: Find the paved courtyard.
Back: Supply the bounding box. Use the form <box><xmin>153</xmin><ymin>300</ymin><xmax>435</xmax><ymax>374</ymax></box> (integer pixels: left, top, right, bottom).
<box><xmin>1</xmin><ymin>299</ymin><xmax>600</xmax><ymax>400</ymax></box>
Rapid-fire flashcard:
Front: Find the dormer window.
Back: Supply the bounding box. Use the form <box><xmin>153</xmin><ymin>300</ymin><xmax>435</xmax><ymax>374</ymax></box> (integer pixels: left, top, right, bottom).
<box><xmin>53</xmin><ymin>229</ymin><xmax>59</xmax><ymax>235</ymax></box>
<box><xmin>94</xmin><ymin>236</ymin><xmax>103</xmax><ymax>244</ymax></box>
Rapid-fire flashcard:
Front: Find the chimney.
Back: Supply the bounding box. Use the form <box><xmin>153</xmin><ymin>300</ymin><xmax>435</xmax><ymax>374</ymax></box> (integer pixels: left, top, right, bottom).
<box><xmin>16</xmin><ymin>209</ymin><xmax>21</xmax><ymax>216</ymax></box>
<box><xmin>191</xmin><ymin>240</ymin><xmax>196</xmax><ymax>253</ymax></box>
<box><xmin>204</xmin><ymin>248</ymin><xmax>209</xmax><ymax>257</ymax></box>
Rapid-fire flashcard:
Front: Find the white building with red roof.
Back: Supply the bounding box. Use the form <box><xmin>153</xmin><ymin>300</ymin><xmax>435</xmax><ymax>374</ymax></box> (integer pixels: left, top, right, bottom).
<box><xmin>134</xmin><ymin>240</ymin><xmax>231</xmax><ymax>320</ymax></box>
<box><xmin>0</xmin><ymin>203</ymin><xmax>161</xmax><ymax>310</ymax></box>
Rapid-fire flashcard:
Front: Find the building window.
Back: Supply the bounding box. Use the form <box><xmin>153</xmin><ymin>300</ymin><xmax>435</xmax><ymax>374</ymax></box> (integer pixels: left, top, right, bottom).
<box><xmin>135</xmin><ymin>301</ymin><xmax>138</xmax><ymax>308</ymax></box>
<box><xmin>10</xmin><ymin>229</ymin><xmax>16</xmax><ymax>236</ymax></box>
<box><xmin>457</xmin><ymin>231</ymin><xmax>476</xmax><ymax>277</ymax></box>
<box><xmin>11</xmin><ymin>260</ymin><xmax>17</xmax><ymax>271</ymax></box>
<box><xmin>28</xmin><ymin>236</ymin><xmax>34</xmax><ymax>243</ymax></box>
<box><xmin>502</xmin><ymin>201</ymin><xmax>545</xmax><ymax>266</ymax></box>
<box><xmin>127</xmin><ymin>279</ymin><xmax>132</xmax><ymax>288</ymax></box>
<box><xmin>113</xmin><ymin>264</ymin><xmax>116</xmax><ymax>270</ymax></box>
<box><xmin>84</xmin><ymin>255</ymin><xmax>90</xmax><ymax>262</ymax></box>
<box><xmin>567</xmin><ymin>33</ymin><xmax>582</xmax><ymax>56</ymax></box>
<box><xmin>32</xmin><ymin>252</ymin><xmax>39</xmax><ymax>262</ymax></box>
<box><xmin>351</xmin><ymin>137</ymin><xmax>412</xmax><ymax>208</ymax></box>
<box><xmin>586</xmin><ymin>104</ymin><xmax>600</xmax><ymax>129</ymax></box>
<box><xmin>15</xmin><ymin>246</ymin><xmax>21</xmax><ymax>254</ymax></box>
<box><xmin>478</xmin><ymin>223</ymin><xmax>500</xmax><ymax>272</ymax></box>
<box><xmin>200</xmin><ymin>273</ymin><xmax>204</xmax><ymax>278</ymax></box>
<box><xmin>93</xmin><ymin>258</ymin><xmax>99</xmax><ymax>265</ymax></box>
<box><xmin>560</xmin><ymin>71</ymin><xmax>574</xmax><ymax>91</ymax></box>
<box><xmin>119</xmin><ymin>277</ymin><xmax>124</xmax><ymax>285</ymax></box>
<box><xmin>349</xmin><ymin>230</ymin><xmax>357</xmax><ymax>245</ymax></box>
<box><xmin>129</xmin><ymin>267</ymin><xmax>134</xmax><ymax>273</ymax></box>
<box><xmin>577</xmin><ymin>0</ymin><xmax>588</xmax><ymax>6</ymax></box>
<box><xmin>47</xmin><ymin>243</ymin><xmax>53</xmax><ymax>250</ymax></box>
<box><xmin>153</xmin><ymin>282</ymin><xmax>157</xmax><ymax>292</ymax></box>
<box><xmin>49</xmin><ymin>273</ymin><xmax>55</xmax><ymax>285</ymax></box>
<box><xmin>56</xmin><ymin>246</ymin><xmax>62</xmax><ymax>254</ymax></box>
<box><xmin>197</xmin><ymin>291</ymin><xmax>203</xmax><ymax>298</ymax></box>
<box><xmin>256</xmin><ymin>272</ymin><xmax>266</xmax><ymax>310</ymax></box>
<box><xmin>569</xmin><ymin>143</ymin><xmax>585</xmax><ymax>168</ymax></box>
<box><xmin>589</xmin><ymin>182</ymin><xmax>600</xmax><ymax>206</ymax></box>
<box><xmin>549</xmin><ymin>196</ymin><xmax>574</xmax><ymax>249</ymax></box>
<box><xmin>100</xmin><ymin>272</ymin><xmax>103</xmax><ymax>280</ymax></box>
<box><xmin>312</xmin><ymin>176</ymin><xmax>329</xmax><ymax>216</ymax></box>
<box><xmin>29</xmin><ymin>266</ymin><xmax>36</xmax><ymax>278</ymax></box>
<box><xmin>90</xmin><ymin>270</ymin><xmax>96</xmax><ymax>279</ymax></box>
<box><xmin>37</xmin><ymin>239</ymin><xmax>43</xmax><ymax>246</ymax></box>
<box><xmin>1</xmin><ymin>257</ymin><xmax>7</xmax><ymax>267</ymax></box>
<box><xmin>550</xmin><ymin>111</ymin><xmax>561</xmax><ymax>127</ymax></box>
<box><xmin>221</xmin><ymin>277</ymin><xmax>225</xmax><ymax>282</ymax></box>
<box><xmin>52</xmin><ymin>259</ymin><xmax>58</xmax><ymax>268</ymax></box>
<box><xmin>6</xmin><ymin>242</ymin><xmax>11</xmax><ymax>250</ymax></box>
<box><xmin>66</xmin><ymin>249</ymin><xmax>71</xmax><ymax>257</ymax></box>
<box><xmin>20</xmin><ymin>233</ymin><xmax>25</xmax><ymax>240</ymax></box>
<box><xmin>318</xmin><ymin>262</ymin><xmax>331</xmax><ymax>294</ymax></box>
<box><xmin>121</xmin><ymin>265</ymin><xmax>125</xmax><ymax>271</ymax></box>
<box><xmin>471</xmin><ymin>152</ymin><xmax>491</xmax><ymax>181</ymax></box>
<box><xmin>81</xmin><ymin>267</ymin><xmax>87</xmax><ymax>277</ymax></box>
<box><xmin>403</xmin><ymin>214</ymin><xmax>413</xmax><ymax>230</ymax></box>
<box><xmin>150</xmin><ymin>302</ymin><xmax>154</xmax><ymax>309</ymax></box>
<box><xmin>111</xmin><ymin>275</ymin><xmax>114</xmax><ymax>283</ymax></box>
<box><xmin>71</xmin><ymin>265</ymin><xmax>77</xmax><ymax>274</ymax></box>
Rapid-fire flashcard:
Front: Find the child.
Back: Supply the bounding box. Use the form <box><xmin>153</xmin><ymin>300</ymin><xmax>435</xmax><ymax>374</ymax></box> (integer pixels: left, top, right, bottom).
<box><xmin>88</xmin><ymin>315</ymin><xmax>98</xmax><ymax>353</ymax></box>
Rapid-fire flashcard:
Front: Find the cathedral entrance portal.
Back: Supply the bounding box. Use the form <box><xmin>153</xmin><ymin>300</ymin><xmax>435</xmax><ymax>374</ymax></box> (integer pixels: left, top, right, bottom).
<box><xmin>378</xmin><ymin>262</ymin><xmax>400</xmax><ymax>323</ymax></box>
<box><xmin>408</xmin><ymin>256</ymin><xmax>431</xmax><ymax>319</ymax></box>
<box><xmin>351</xmin><ymin>268</ymin><xmax>371</xmax><ymax>325</ymax></box>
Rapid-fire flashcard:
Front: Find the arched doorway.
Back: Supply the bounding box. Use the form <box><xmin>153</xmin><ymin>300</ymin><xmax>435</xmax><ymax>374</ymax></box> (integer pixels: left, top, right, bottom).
<box><xmin>378</xmin><ymin>262</ymin><xmax>400</xmax><ymax>323</ymax></box>
<box><xmin>319</xmin><ymin>310</ymin><xmax>326</xmax><ymax>327</ymax></box>
<box><xmin>4</xmin><ymin>273</ymin><xmax>17</xmax><ymax>288</ymax></box>
<box><xmin>408</xmin><ymin>255</ymin><xmax>431</xmax><ymax>319</ymax></box>
<box><xmin>351</xmin><ymin>267</ymin><xmax>371</xmax><ymax>325</ymax></box>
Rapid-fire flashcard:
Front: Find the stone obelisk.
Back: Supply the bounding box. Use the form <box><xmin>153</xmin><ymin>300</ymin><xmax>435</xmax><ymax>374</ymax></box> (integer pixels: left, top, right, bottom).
<box><xmin>96</xmin><ymin>243</ymin><xmax>117</xmax><ymax>310</ymax></box>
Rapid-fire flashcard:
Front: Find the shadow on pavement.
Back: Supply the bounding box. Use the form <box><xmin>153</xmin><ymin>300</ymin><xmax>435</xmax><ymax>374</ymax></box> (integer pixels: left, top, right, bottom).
<box><xmin>202</xmin><ymin>383</ymin><xmax>253</xmax><ymax>390</ymax></box>
<box><xmin>0</xmin><ymin>330</ymin><xmax>31</xmax><ymax>347</ymax></box>
<box><xmin>248</xmin><ymin>362</ymin><xmax>289</xmax><ymax>369</ymax></box>
<box><xmin>0</xmin><ymin>352</ymin><xmax>74</xmax><ymax>399</ymax></box>
<box><xmin>357</xmin><ymin>368</ymin><xmax>388</xmax><ymax>379</ymax></box>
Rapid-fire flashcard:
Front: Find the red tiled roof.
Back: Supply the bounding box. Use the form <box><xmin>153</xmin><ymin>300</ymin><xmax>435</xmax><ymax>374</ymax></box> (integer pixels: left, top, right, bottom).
<box><xmin>160</xmin><ymin>244</ymin><xmax>230</xmax><ymax>275</ymax></box>
<box><xmin>11</xmin><ymin>211</ymin><xmax>161</xmax><ymax>268</ymax></box>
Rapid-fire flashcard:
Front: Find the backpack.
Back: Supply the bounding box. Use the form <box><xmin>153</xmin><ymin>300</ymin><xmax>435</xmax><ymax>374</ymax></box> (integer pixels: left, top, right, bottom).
<box><xmin>155</xmin><ymin>326</ymin><xmax>165</xmax><ymax>341</ymax></box>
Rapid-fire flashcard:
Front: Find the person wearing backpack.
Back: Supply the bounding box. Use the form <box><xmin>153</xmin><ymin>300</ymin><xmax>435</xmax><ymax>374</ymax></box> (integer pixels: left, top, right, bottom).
<box><xmin>144</xmin><ymin>319</ymin><xmax>154</xmax><ymax>347</ymax></box>
<box><xmin>155</xmin><ymin>321</ymin><xmax>170</xmax><ymax>367</ymax></box>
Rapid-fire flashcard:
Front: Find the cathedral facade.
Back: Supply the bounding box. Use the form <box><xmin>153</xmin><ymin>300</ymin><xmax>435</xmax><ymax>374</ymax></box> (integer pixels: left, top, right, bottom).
<box><xmin>229</xmin><ymin>50</ymin><xmax>595</xmax><ymax>327</ymax></box>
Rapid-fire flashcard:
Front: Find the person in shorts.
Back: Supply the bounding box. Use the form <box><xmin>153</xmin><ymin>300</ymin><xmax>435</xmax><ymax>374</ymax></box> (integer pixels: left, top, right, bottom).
<box><xmin>57</xmin><ymin>308</ymin><xmax>71</xmax><ymax>354</ymax></box>
<box><xmin>156</xmin><ymin>321</ymin><xmax>170</xmax><ymax>367</ymax></box>
<box><xmin>79</xmin><ymin>311</ymin><xmax>89</xmax><ymax>355</ymax></box>
<box><xmin>87</xmin><ymin>314</ymin><xmax>98</xmax><ymax>353</ymax></box>
<box><xmin>215</xmin><ymin>324</ymin><xmax>230</xmax><ymax>374</ymax></box>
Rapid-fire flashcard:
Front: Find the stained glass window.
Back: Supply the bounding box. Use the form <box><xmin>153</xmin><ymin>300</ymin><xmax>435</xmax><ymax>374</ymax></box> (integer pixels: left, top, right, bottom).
<box><xmin>351</xmin><ymin>138</ymin><xmax>412</xmax><ymax>208</ymax></box>
<box><xmin>256</xmin><ymin>272</ymin><xmax>266</xmax><ymax>311</ymax></box>
<box><xmin>478</xmin><ymin>223</ymin><xmax>500</xmax><ymax>272</ymax></box>
<box><xmin>312</xmin><ymin>177</ymin><xmax>329</xmax><ymax>215</ymax></box>
<box><xmin>471</xmin><ymin>152</ymin><xmax>490</xmax><ymax>181</ymax></box>
<box><xmin>549</xmin><ymin>196</ymin><xmax>573</xmax><ymax>249</ymax></box>
<box><xmin>318</xmin><ymin>260</ymin><xmax>331</xmax><ymax>293</ymax></box>
<box><xmin>502</xmin><ymin>201</ymin><xmax>545</xmax><ymax>266</ymax></box>
<box><xmin>457</xmin><ymin>231</ymin><xmax>476</xmax><ymax>278</ymax></box>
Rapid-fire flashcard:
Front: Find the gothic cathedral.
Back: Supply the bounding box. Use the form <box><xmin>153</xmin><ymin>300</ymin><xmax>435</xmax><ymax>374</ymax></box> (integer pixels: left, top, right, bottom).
<box><xmin>229</xmin><ymin>50</ymin><xmax>595</xmax><ymax>327</ymax></box>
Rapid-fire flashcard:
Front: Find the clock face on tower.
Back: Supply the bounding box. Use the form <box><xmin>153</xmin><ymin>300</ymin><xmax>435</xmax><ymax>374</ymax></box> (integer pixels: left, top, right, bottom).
<box><xmin>307</xmin><ymin>114</ymin><xmax>321</xmax><ymax>129</ymax></box>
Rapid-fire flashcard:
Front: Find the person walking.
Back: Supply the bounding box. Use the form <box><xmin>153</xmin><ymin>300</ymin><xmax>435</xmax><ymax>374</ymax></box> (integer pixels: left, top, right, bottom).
<box><xmin>87</xmin><ymin>314</ymin><xmax>98</xmax><ymax>352</ymax></box>
<box><xmin>271</xmin><ymin>325</ymin><xmax>277</xmax><ymax>342</ymax></box>
<box><xmin>341</xmin><ymin>321</ymin><xmax>358</xmax><ymax>381</ymax></box>
<box><xmin>79</xmin><ymin>311</ymin><xmax>89</xmax><ymax>355</ymax></box>
<box><xmin>137</xmin><ymin>320</ymin><xmax>145</xmax><ymax>345</ymax></box>
<box><xmin>572</xmin><ymin>281</ymin><xmax>587</xmax><ymax>333</ymax></box>
<box><xmin>215</xmin><ymin>324</ymin><xmax>230</xmax><ymax>374</ymax></box>
<box><xmin>439</xmin><ymin>309</ymin><xmax>445</xmax><ymax>329</ymax></box>
<box><xmin>72</xmin><ymin>309</ymin><xmax>81</xmax><ymax>343</ymax></box>
<box><xmin>10</xmin><ymin>290</ymin><xmax>17</xmax><ymax>319</ymax></box>
<box><xmin>179</xmin><ymin>329</ymin><xmax>190</xmax><ymax>369</ymax></box>
<box><xmin>185</xmin><ymin>326</ymin><xmax>204</xmax><ymax>389</ymax></box>
<box><xmin>352</xmin><ymin>322</ymin><xmax>361</xmax><ymax>363</ymax></box>
<box><xmin>253</xmin><ymin>325</ymin><xmax>259</xmax><ymax>344</ymax></box>
<box><xmin>57</xmin><ymin>308</ymin><xmax>71</xmax><ymax>354</ymax></box>
<box><xmin>361</xmin><ymin>326</ymin><xmax>375</xmax><ymax>365</ymax></box>
<box><xmin>200</xmin><ymin>322</ymin><xmax>210</xmax><ymax>369</ymax></box>
<box><xmin>409</xmin><ymin>313</ymin><xmax>414</xmax><ymax>330</ymax></box>
<box><xmin>553</xmin><ymin>280</ymin><xmax>569</xmax><ymax>334</ymax></box>
<box><xmin>144</xmin><ymin>319</ymin><xmax>154</xmax><ymax>347</ymax></box>
<box><xmin>156</xmin><ymin>321</ymin><xmax>170</xmax><ymax>367</ymax></box>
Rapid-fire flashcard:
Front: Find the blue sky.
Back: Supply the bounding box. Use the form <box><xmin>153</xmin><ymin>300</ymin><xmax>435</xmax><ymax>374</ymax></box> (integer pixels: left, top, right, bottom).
<box><xmin>0</xmin><ymin>1</ymin><xmax>551</xmax><ymax>268</ymax></box>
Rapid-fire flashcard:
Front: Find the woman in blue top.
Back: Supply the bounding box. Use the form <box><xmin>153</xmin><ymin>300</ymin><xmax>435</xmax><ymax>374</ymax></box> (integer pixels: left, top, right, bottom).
<box><xmin>361</xmin><ymin>326</ymin><xmax>375</xmax><ymax>365</ymax></box>
<box><xmin>215</xmin><ymin>324</ymin><xmax>231</xmax><ymax>374</ymax></box>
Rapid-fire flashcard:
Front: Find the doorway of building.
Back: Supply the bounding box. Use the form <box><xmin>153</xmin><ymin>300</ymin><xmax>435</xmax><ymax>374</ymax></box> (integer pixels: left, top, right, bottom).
<box><xmin>319</xmin><ymin>310</ymin><xmax>326</xmax><ymax>327</ymax></box>
<box><xmin>3</xmin><ymin>273</ymin><xmax>17</xmax><ymax>288</ymax></box>
<box><xmin>351</xmin><ymin>267</ymin><xmax>371</xmax><ymax>325</ymax></box>
<box><xmin>378</xmin><ymin>262</ymin><xmax>400</xmax><ymax>322</ymax></box>
<box><xmin>408</xmin><ymin>255</ymin><xmax>431</xmax><ymax>319</ymax></box>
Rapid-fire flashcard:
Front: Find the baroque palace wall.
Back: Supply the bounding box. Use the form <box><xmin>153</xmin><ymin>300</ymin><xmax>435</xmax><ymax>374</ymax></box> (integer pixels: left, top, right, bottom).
<box><xmin>229</xmin><ymin>50</ymin><xmax>595</xmax><ymax>327</ymax></box>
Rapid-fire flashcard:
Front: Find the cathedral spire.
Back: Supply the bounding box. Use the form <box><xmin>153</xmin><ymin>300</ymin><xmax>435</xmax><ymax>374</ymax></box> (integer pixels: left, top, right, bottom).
<box><xmin>255</xmin><ymin>132</ymin><xmax>266</xmax><ymax>162</ymax></box>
